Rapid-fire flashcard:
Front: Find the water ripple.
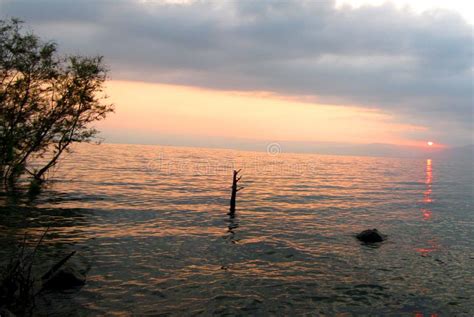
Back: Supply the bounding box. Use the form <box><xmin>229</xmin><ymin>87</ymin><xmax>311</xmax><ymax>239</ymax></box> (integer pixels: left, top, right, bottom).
<box><xmin>0</xmin><ymin>143</ymin><xmax>473</xmax><ymax>315</ymax></box>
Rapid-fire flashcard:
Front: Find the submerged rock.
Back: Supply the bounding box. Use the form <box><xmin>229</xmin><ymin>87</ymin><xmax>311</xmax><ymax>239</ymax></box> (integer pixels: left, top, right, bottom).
<box><xmin>356</xmin><ymin>229</ymin><xmax>386</xmax><ymax>243</ymax></box>
<box><xmin>43</xmin><ymin>265</ymin><xmax>86</xmax><ymax>290</ymax></box>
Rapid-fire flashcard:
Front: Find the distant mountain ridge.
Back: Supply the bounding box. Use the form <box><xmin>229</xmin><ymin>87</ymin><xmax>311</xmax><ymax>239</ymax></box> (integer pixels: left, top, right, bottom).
<box><xmin>102</xmin><ymin>132</ymin><xmax>474</xmax><ymax>159</ymax></box>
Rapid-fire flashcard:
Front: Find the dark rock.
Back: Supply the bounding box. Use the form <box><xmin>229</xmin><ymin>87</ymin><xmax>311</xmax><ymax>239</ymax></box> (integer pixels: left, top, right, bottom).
<box><xmin>43</xmin><ymin>265</ymin><xmax>86</xmax><ymax>290</ymax></box>
<box><xmin>356</xmin><ymin>229</ymin><xmax>386</xmax><ymax>243</ymax></box>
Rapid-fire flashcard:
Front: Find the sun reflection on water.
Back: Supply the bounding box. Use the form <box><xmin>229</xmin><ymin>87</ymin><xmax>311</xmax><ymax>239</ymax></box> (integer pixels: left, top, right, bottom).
<box><xmin>422</xmin><ymin>159</ymin><xmax>433</xmax><ymax>213</ymax></box>
<box><xmin>416</xmin><ymin>159</ymin><xmax>439</xmax><ymax>256</ymax></box>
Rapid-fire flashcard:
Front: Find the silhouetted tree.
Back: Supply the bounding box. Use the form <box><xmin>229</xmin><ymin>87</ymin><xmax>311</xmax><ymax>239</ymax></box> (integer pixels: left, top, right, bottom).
<box><xmin>0</xmin><ymin>19</ymin><xmax>114</xmax><ymax>191</ymax></box>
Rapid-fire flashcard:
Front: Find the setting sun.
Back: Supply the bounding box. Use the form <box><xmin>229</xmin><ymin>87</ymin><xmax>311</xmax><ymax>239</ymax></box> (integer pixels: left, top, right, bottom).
<box><xmin>427</xmin><ymin>141</ymin><xmax>434</xmax><ymax>146</ymax></box>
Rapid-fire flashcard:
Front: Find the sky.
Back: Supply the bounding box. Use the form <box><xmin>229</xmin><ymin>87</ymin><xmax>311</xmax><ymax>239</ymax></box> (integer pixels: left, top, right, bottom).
<box><xmin>1</xmin><ymin>0</ymin><xmax>473</xmax><ymax>154</ymax></box>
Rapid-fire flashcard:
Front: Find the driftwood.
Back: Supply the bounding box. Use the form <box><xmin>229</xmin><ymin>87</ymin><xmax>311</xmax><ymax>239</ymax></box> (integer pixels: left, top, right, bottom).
<box><xmin>41</xmin><ymin>251</ymin><xmax>76</xmax><ymax>281</ymax></box>
<box><xmin>0</xmin><ymin>228</ymin><xmax>81</xmax><ymax>315</ymax></box>
<box><xmin>39</xmin><ymin>250</ymin><xmax>86</xmax><ymax>292</ymax></box>
<box><xmin>229</xmin><ymin>169</ymin><xmax>244</xmax><ymax>215</ymax></box>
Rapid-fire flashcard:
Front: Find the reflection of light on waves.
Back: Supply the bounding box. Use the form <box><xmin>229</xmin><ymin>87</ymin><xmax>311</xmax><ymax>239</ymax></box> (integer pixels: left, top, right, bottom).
<box><xmin>416</xmin><ymin>159</ymin><xmax>437</xmax><ymax>256</ymax></box>
<box><xmin>425</xmin><ymin>159</ymin><xmax>432</xmax><ymax>184</ymax></box>
<box><xmin>421</xmin><ymin>208</ymin><xmax>431</xmax><ymax>220</ymax></box>
<box><xmin>422</xmin><ymin>159</ymin><xmax>433</xmax><ymax>216</ymax></box>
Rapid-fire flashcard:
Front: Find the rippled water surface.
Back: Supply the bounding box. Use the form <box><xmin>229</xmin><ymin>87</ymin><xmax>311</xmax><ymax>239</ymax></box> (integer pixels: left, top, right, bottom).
<box><xmin>1</xmin><ymin>143</ymin><xmax>473</xmax><ymax>316</ymax></box>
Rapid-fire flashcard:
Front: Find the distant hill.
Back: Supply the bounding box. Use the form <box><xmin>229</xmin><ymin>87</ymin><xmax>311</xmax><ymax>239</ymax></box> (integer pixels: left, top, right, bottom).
<box><xmin>276</xmin><ymin>142</ymin><xmax>425</xmax><ymax>158</ymax></box>
<box><xmin>103</xmin><ymin>133</ymin><xmax>474</xmax><ymax>159</ymax></box>
<box><xmin>261</xmin><ymin>142</ymin><xmax>474</xmax><ymax>159</ymax></box>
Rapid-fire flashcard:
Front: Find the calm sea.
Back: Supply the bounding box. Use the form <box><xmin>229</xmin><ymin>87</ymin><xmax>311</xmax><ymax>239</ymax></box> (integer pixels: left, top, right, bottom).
<box><xmin>0</xmin><ymin>143</ymin><xmax>473</xmax><ymax>316</ymax></box>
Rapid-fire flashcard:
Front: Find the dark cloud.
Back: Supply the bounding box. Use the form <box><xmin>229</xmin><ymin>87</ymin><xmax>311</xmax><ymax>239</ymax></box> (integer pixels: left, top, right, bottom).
<box><xmin>1</xmin><ymin>0</ymin><xmax>472</xmax><ymax>144</ymax></box>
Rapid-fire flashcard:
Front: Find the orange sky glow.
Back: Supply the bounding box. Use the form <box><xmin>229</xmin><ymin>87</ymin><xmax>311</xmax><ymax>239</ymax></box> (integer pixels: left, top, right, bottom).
<box><xmin>100</xmin><ymin>80</ymin><xmax>430</xmax><ymax>147</ymax></box>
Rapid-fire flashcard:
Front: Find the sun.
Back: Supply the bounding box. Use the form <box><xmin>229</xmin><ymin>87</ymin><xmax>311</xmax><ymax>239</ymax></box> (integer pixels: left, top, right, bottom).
<box><xmin>427</xmin><ymin>141</ymin><xmax>434</xmax><ymax>147</ymax></box>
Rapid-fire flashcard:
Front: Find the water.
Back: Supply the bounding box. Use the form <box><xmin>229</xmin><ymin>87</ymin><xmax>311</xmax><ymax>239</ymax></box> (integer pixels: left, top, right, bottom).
<box><xmin>1</xmin><ymin>143</ymin><xmax>473</xmax><ymax>316</ymax></box>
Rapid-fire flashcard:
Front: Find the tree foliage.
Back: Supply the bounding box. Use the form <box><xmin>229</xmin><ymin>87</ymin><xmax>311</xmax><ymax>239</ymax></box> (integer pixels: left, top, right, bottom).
<box><xmin>0</xmin><ymin>19</ymin><xmax>114</xmax><ymax>191</ymax></box>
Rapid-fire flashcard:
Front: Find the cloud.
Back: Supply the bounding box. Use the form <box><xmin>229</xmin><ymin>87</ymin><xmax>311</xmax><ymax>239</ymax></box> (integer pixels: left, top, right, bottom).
<box><xmin>2</xmin><ymin>0</ymin><xmax>473</xmax><ymax>144</ymax></box>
